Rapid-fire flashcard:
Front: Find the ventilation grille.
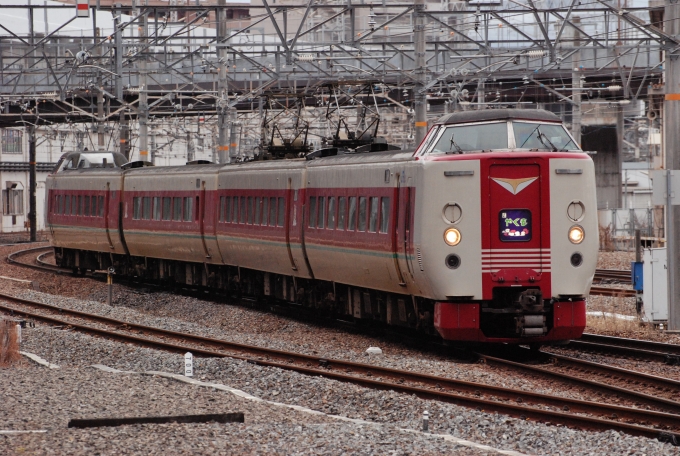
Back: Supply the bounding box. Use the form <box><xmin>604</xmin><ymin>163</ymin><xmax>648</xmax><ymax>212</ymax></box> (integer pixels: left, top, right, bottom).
<box><xmin>416</xmin><ymin>248</ymin><xmax>424</xmax><ymax>271</ymax></box>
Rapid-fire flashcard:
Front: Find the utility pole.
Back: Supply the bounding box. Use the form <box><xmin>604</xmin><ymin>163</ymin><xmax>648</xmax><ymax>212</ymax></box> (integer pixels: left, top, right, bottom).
<box><xmin>571</xmin><ymin>17</ymin><xmax>582</xmax><ymax>146</ymax></box>
<box><xmin>665</xmin><ymin>0</ymin><xmax>680</xmax><ymax>330</ymax></box>
<box><xmin>28</xmin><ymin>126</ymin><xmax>36</xmax><ymax>242</ymax></box>
<box><xmin>138</xmin><ymin>6</ymin><xmax>149</xmax><ymax>162</ymax></box>
<box><xmin>114</xmin><ymin>3</ymin><xmax>129</xmax><ymax>159</ymax></box>
<box><xmin>217</xmin><ymin>0</ymin><xmax>230</xmax><ymax>163</ymax></box>
<box><xmin>413</xmin><ymin>0</ymin><xmax>427</xmax><ymax>144</ymax></box>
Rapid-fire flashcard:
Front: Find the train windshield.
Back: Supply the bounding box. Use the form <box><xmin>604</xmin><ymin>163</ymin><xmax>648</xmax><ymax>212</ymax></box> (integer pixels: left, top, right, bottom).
<box><xmin>429</xmin><ymin>122</ymin><xmax>508</xmax><ymax>154</ymax></box>
<box><xmin>513</xmin><ymin>122</ymin><xmax>579</xmax><ymax>151</ymax></box>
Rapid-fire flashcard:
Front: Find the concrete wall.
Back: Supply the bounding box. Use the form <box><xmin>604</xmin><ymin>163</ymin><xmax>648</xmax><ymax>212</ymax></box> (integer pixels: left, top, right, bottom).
<box><xmin>583</xmin><ymin>124</ymin><xmax>621</xmax><ymax>210</ymax></box>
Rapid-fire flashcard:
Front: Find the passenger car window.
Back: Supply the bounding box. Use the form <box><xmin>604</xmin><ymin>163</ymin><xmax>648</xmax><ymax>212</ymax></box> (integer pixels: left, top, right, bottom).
<box><xmin>348</xmin><ymin>197</ymin><xmax>357</xmax><ymax>230</ymax></box>
<box><xmin>368</xmin><ymin>197</ymin><xmax>379</xmax><ymax>233</ymax></box>
<box><xmin>358</xmin><ymin>197</ymin><xmax>367</xmax><ymax>231</ymax></box>
<box><xmin>327</xmin><ymin>197</ymin><xmax>336</xmax><ymax>229</ymax></box>
<box><xmin>380</xmin><ymin>197</ymin><xmax>390</xmax><ymax>233</ymax></box>
<box><xmin>338</xmin><ymin>197</ymin><xmax>347</xmax><ymax>230</ymax></box>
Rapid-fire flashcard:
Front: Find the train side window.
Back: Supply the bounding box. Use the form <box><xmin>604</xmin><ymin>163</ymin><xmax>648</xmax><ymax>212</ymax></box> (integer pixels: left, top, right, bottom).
<box><xmin>247</xmin><ymin>197</ymin><xmax>254</xmax><ymax>224</ymax></box>
<box><xmin>337</xmin><ymin>197</ymin><xmax>346</xmax><ymax>230</ymax></box>
<box><xmin>237</xmin><ymin>197</ymin><xmax>244</xmax><ymax>223</ymax></box>
<box><xmin>261</xmin><ymin>197</ymin><xmax>268</xmax><ymax>226</ymax></box>
<box><xmin>327</xmin><ymin>197</ymin><xmax>336</xmax><ymax>229</ymax></box>
<box><xmin>91</xmin><ymin>196</ymin><xmax>97</xmax><ymax>217</ymax></box>
<box><xmin>269</xmin><ymin>197</ymin><xmax>277</xmax><ymax>226</ymax></box>
<box><xmin>59</xmin><ymin>195</ymin><xmax>65</xmax><ymax>214</ymax></box>
<box><xmin>65</xmin><ymin>195</ymin><xmax>71</xmax><ymax>215</ymax></box>
<box><xmin>231</xmin><ymin>196</ymin><xmax>238</xmax><ymax>223</ymax></box>
<box><xmin>84</xmin><ymin>196</ymin><xmax>90</xmax><ymax>217</ymax></box>
<box><xmin>254</xmin><ymin>197</ymin><xmax>262</xmax><ymax>225</ymax></box>
<box><xmin>317</xmin><ymin>197</ymin><xmax>325</xmax><ymax>229</ymax></box>
<box><xmin>380</xmin><ymin>197</ymin><xmax>390</xmax><ymax>233</ymax></box>
<box><xmin>173</xmin><ymin>197</ymin><xmax>182</xmax><ymax>221</ymax></box>
<box><xmin>368</xmin><ymin>197</ymin><xmax>379</xmax><ymax>233</ymax></box>
<box><xmin>358</xmin><ymin>197</ymin><xmax>367</xmax><ymax>231</ymax></box>
<box><xmin>77</xmin><ymin>195</ymin><xmax>82</xmax><ymax>216</ymax></box>
<box><xmin>162</xmin><ymin>197</ymin><xmax>171</xmax><ymax>221</ymax></box>
<box><xmin>153</xmin><ymin>197</ymin><xmax>161</xmax><ymax>221</ymax></box>
<box><xmin>71</xmin><ymin>196</ymin><xmax>77</xmax><ymax>215</ymax></box>
<box><xmin>98</xmin><ymin>196</ymin><xmax>104</xmax><ymax>217</ymax></box>
<box><xmin>277</xmin><ymin>197</ymin><xmax>285</xmax><ymax>227</ymax></box>
<box><xmin>348</xmin><ymin>197</ymin><xmax>357</xmax><ymax>231</ymax></box>
<box><xmin>143</xmin><ymin>197</ymin><xmax>151</xmax><ymax>220</ymax></box>
<box><xmin>309</xmin><ymin>196</ymin><xmax>317</xmax><ymax>228</ymax></box>
<box><xmin>183</xmin><ymin>197</ymin><xmax>193</xmax><ymax>222</ymax></box>
<box><xmin>53</xmin><ymin>195</ymin><xmax>59</xmax><ymax>214</ymax></box>
<box><xmin>219</xmin><ymin>196</ymin><xmax>226</xmax><ymax>223</ymax></box>
<box><xmin>133</xmin><ymin>197</ymin><xmax>141</xmax><ymax>220</ymax></box>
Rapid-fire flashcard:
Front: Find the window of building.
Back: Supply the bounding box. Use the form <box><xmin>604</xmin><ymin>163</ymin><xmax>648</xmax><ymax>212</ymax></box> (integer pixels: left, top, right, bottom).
<box><xmin>337</xmin><ymin>197</ymin><xmax>346</xmax><ymax>230</ymax></box>
<box><xmin>380</xmin><ymin>197</ymin><xmax>390</xmax><ymax>233</ymax></box>
<box><xmin>368</xmin><ymin>197</ymin><xmax>379</xmax><ymax>233</ymax></box>
<box><xmin>358</xmin><ymin>197</ymin><xmax>367</xmax><ymax>231</ymax></box>
<box><xmin>1</xmin><ymin>130</ymin><xmax>22</xmax><ymax>154</ymax></box>
<box><xmin>183</xmin><ymin>197</ymin><xmax>193</xmax><ymax>222</ymax></box>
<box><xmin>2</xmin><ymin>188</ymin><xmax>23</xmax><ymax>215</ymax></box>
<box><xmin>348</xmin><ymin>196</ymin><xmax>357</xmax><ymax>230</ymax></box>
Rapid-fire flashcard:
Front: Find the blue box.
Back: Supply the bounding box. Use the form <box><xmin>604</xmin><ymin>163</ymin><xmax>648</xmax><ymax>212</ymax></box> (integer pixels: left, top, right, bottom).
<box><xmin>632</xmin><ymin>261</ymin><xmax>643</xmax><ymax>291</ymax></box>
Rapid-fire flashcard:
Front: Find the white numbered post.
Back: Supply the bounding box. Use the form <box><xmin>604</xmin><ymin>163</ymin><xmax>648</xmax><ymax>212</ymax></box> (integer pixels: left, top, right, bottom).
<box><xmin>184</xmin><ymin>352</ymin><xmax>193</xmax><ymax>377</ymax></box>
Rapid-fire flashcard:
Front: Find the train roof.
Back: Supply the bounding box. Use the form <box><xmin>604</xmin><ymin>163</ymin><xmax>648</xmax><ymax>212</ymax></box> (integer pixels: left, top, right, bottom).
<box><xmin>435</xmin><ymin>109</ymin><xmax>561</xmax><ymax>125</ymax></box>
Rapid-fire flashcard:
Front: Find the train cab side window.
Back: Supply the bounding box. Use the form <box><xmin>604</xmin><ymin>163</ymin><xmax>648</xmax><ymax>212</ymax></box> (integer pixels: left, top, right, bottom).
<box><xmin>337</xmin><ymin>197</ymin><xmax>346</xmax><ymax>230</ymax></box>
<box><xmin>358</xmin><ymin>197</ymin><xmax>367</xmax><ymax>231</ymax></box>
<box><xmin>99</xmin><ymin>196</ymin><xmax>104</xmax><ymax>217</ymax></box>
<box><xmin>162</xmin><ymin>197</ymin><xmax>171</xmax><ymax>221</ymax></box>
<box><xmin>317</xmin><ymin>197</ymin><xmax>325</xmax><ymax>229</ymax></box>
<box><xmin>153</xmin><ymin>197</ymin><xmax>161</xmax><ymax>221</ymax></box>
<box><xmin>173</xmin><ymin>197</ymin><xmax>182</xmax><ymax>221</ymax></box>
<box><xmin>239</xmin><ymin>197</ymin><xmax>246</xmax><ymax>224</ymax></box>
<box><xmin>133</xmin><ymin>197</ymin><xmax>141</xmax><ymax>220</ymax></box>
<box><xmin>269</xmin><ymin>197</ymin><xmax>277</xmax><ymax>226</ymax></box>
<box><xmin>348</xmin><ymin>197</ymin><xmax>357</xmax><ymax>231</ymax></box>
<box><xmin>379</xmin><ymin>197</ymin><xmax>390</xmax><ymax>233</ymax></box>
<box><xmin>261</xmin><ymin>197</ymin><xmax>268</xmax><ymax>226</ymax></box>
<box><xmin>247</xmin><ymin>197</ymin><xmax>254</xmax><ymax>224</ymax></box>
<box><xmin>143</xmin><ymin>197</ymin><xmax>151</xmax><ymax>220</ymax></box>
<box><xmin>71</xmin><ymin>196</ymin><xmax>77</xmax><ymax>215</ymax></box>
<box><xmin>309</xmin><ymin>196</ymin><xmax>317</xmax><ymax>228</ymax></box>
<box><xmin>369</xmin><ymin>197</ymin><xmax>379</xmax><ymax>233</ymax></box>
<box><xmin>183</xmin><ymin>197</ymin><xmax>193</xmax><ymax>222</ymax></box>
<box><xmin>84</xmin><ymin>196</ymin><xmax>90</xmax><ymax>217</ymax></box>
<box><xmin>277</xmin><ymin>197</ymin><xmax>285</xmax><ymax>227</ymax></box>
<box><xmin>327</xmin><ymin>197</ymin><xmax>336</xmax><ymax>229</ymax></box>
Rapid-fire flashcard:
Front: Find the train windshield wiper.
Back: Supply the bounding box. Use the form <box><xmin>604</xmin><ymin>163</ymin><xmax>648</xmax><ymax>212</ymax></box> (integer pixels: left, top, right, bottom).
<box><xmin>518</xmin><ymin>125</ymin><xmax>540</xmax><ymax>149</ymax></box>
<box><xmin>536</xmin><ymin>128</ymin><xmax>558</xmax><ymax>152</ymax></box>
<box><xmin>446</xmin><ymin>134</ymin><xmax>464</xmax><ymax>154</ymax></box>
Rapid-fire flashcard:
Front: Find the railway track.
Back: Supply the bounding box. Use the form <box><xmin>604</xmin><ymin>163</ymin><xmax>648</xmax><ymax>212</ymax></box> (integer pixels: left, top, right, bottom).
<box><xmin>589</xmin><ymin>285</ymin><xmax>635</xmax><ymax>298</ymax></box>
<box><xmin>1</xmin><ymin>292</ymin><xmax>680</xmax><ymax>444</ymax></box>
<box><xmin>564</xmin><ymin>333</ymin><xmax>680</xmax><ymax>364</ymax></box>
<box><xmin>594</xmin><ymin>269</ymin><xmax>632</xmax><ymax>284</ymax></box>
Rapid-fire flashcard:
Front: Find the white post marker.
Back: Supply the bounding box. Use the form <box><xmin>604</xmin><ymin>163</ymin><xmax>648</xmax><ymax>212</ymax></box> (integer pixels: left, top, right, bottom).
<box><xmin>422</xmin><ymin>410</ymin><xmax>429</xmax><ymax>432</ymax></box>
<box><xmin>76</xmin><ymin>0</ymin><xmax>90</xmax><ymax>18</ymax></box>
<box><xmin>184</xmin><ymin>352</ymin><xmax>193</xmax><ymax>377</ymax></box>
<box><xmin>16</xmin><ymin>324</ymin><xmax>21</xmax><ymax>344</ymax></box>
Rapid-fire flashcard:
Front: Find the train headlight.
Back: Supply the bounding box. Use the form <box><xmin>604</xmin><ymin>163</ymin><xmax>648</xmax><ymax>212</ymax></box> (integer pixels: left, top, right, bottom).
<box><xmin>568</xmin><ymin>225</ymin><xmax>585</xmax><ymax>244</ymax></box>
<box><xmin>444</xmin><ymin>228</ymin><xmax>462</xmax><ymax>246</ymax></box>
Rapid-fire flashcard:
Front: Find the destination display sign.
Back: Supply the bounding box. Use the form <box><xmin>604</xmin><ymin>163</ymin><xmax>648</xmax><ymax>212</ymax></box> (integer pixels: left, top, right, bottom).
<box><xmin>499</xmin><ymin>209</ymin><xmax>532</xmax><ymax>242</ymax></box>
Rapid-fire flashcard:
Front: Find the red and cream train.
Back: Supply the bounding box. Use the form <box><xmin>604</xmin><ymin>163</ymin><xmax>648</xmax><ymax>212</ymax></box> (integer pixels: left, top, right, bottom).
<box><xmin>46</xmin><ymin>109</ymin><xmax>598</xmax><ymax>344</ymax></box>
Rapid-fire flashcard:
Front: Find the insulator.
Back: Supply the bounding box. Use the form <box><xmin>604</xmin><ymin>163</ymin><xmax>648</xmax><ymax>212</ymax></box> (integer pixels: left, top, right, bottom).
<box><xmin>297</xmin><ymin>54</ymin><xmax>314</xmax><ymax>62</ymax></box>
<box><xmin>527</xmin><ymin>50</ymin><xmax>545</xmax><ymax>58</ymax></box>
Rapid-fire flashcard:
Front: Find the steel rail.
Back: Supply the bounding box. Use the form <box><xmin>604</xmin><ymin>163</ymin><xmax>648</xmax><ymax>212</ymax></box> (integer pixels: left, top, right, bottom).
<box><xmin>589</xmin><ymin>286</ymin><xmax>636</xmax><ymax>298</ymax></box>
<box><xmin>581</xmin><ymin>333</ymin><xmax>680</xmax><ymax>356</ymax></box>
<box><xmin>476</xmin><ymin>353</ymin><xmax>680</xmax><ymax>414</ymax></box>
<box><xmin>6</xmin><ymin>246</ymin><xmax>66</xmax><ymax>274</ymax></box>
<box><xmin>544</xmin><ymin>351</ymin><xmax>680</xmax><ymax>394</ymax></box>
<box><xmin>1</xmin><ymin>293</ymin><xmax>679</xmax><ymax>443</ymax></box>
<box><xmin>594</xmin><ymin>269</ymin><xmax>632</xmax><ymax>284</ymax></box>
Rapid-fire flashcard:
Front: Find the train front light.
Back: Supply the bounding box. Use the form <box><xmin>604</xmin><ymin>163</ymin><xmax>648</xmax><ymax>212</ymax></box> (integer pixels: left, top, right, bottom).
<box><xmin>444</xmin><ymin>228</ymin><xmax>462</xmax><ymax>246</ymax></box>
<box><xmin>568</xmin><ymin>225</ymin><xmax>585</xmax><ymax>244</ymax></box>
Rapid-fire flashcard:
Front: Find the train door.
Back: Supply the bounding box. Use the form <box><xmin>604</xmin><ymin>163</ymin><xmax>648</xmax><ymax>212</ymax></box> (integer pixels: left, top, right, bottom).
<box><xmin>394</xmin><ymin>172</ymin><xmax>415</xmax><ymax>287</ymax></box>
<box><xmin>486</xmin><ymin>163</ymin><xmax>545</xmax><ymax>284</ymax></box>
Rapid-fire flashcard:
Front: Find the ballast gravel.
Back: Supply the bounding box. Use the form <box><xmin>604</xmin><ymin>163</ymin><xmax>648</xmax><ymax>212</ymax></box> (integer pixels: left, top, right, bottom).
<box><xmin>0</xmin><ymin>293</ymin><xmax>676</xmax><ymax>455</ymax></box>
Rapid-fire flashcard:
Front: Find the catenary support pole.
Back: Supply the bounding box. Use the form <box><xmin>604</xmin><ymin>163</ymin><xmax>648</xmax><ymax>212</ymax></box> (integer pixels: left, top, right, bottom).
<box><xmin>571</xmin><ymin>17</ymin><xmax>582</xmax><ymax>146</ymax></box>
<box><xmin>28</xmin><ymin>125</ymin><xmax>36</xmax><ymax>242</ymax></box>
<box><xmin>413</xmin><ymin>0</ymin><xmax>427</xmax><ymax>144</ymax></box>
<box><xmin>666</xmin><ymin>0</ymin><xmax>680</xmax><ymax>330</ymax></box>
<box><xmin>138</xmin><ymin>8</ymin><xmax>149</xmax><ymax>162</ymax></box>
<box><xmin>217</xmin><ymin>0</ymin><xmax>229</xmax><ymax>164</ymax></box>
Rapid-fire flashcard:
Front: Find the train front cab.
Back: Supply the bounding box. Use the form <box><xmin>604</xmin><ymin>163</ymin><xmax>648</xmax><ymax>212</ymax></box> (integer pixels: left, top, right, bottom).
<box><xmin>417</xmin><ymin>110</ymin><xmax>597</xmax><ymax>344</ymax></box>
